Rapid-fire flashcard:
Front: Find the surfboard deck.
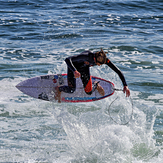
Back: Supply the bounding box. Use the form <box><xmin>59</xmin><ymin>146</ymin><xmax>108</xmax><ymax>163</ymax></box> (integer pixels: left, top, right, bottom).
<box><xmin>16</xmin><ymin>74</ymin><xmax>115</xmax><ymax>103</ymax></box>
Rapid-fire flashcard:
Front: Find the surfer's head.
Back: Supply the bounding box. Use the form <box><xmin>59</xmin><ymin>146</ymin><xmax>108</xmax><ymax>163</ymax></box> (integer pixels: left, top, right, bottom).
<box><xmin>95</xmin><ymin>49</ymin><xmax>107</xmax><ymax>65</ymax></box>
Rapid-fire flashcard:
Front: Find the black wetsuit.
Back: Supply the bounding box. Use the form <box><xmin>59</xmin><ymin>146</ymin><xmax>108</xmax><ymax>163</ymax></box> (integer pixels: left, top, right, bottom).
<box><xmin>59</xmin><ymin>50</ymin><xmax>127</xmax><ymax>95</ymax></box>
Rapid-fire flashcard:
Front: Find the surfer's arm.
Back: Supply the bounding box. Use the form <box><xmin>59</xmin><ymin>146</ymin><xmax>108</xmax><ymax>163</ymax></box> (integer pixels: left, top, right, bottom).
<box><xmin>65</xmin><ymin>57</ymin><xmax>77</xmax><ymax>72</ymax></box>
<box><xmin>123</xmin><ymin>86</ymin><xmax>130</xmax><ymax>97</ymax></box>
<box><xmin>65</xmin><ymin>57</ymin><xmax>81</xmax><ymax>78</ymax></box>
<box><xmin>106</xmin><ymin>59</ymin><xmax>127</xmax><ymax>86</ymax></box>
<box><xmin>106</xmin><ymin>59</ymin><xmax>130</xmax><ymax>97</ymax></box>
<box><xmin>65</xmin><ymin>54</ymin><xmax>89</xmax><ymax>78</ymax></box>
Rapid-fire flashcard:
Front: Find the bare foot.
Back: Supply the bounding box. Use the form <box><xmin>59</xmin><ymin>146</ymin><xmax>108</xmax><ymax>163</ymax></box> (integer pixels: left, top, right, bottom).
<box><xmin>54</xmin><ymin>87</ymin><xmax>61</xmax><ymax>103</ymax></box>
<box><xmin>94</xmin><ymin>81</ymin><xmax>105</xmax><ymax>96</ymax></box>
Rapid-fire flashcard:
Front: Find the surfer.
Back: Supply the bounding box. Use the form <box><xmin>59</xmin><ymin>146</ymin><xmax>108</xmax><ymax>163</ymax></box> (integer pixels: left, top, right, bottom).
<box><xmin>55</xmin><ymin>49</ymin><xmax>130</xmax><ymax>102</ymax></box>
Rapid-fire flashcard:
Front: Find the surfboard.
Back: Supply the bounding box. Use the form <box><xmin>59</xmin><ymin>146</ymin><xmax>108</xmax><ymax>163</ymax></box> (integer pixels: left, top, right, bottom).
<box><xmin>16</xmin><ymin>74</ymin><xmax>115</xmax><ymax>103</ymax></box>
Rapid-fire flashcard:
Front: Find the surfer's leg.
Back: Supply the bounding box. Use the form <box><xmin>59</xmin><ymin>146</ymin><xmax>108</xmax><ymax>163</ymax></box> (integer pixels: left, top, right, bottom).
<box><xmin>81</xmin><ymin>68</ymin><xmax>105</xmax><ymax>96</ymax></box>
<box><xmin>55</xmin><ymin>68</ymin><xmax>76</xmax><ymax>102</ymax></box>
<box><xmin>80</xmin><ymin>68</ymin><xmax>93</xmax><ymax>95</ymax></box>
<box><xmin>59</xmin><ymin>68</ymin><xmax>76</xmax><ymax>93</ymax></box>
<box><xmin>54</xmin><ymin>86</ymin><xmax>61</xmax><ymax>103</ymax></box>
<box><xmin>94</xmin><ymin>81</ymin><xmax>105</xmax><ymax>96</ymax></box>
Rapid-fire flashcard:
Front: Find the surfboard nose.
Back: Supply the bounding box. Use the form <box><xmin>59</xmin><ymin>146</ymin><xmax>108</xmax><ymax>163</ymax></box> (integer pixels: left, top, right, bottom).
<box><xmin>16</xmin><ymin>82</ymin><xmax>21</xmax><ymax>88</ymax></box>
<box><xmin>15</xmin><ymin>81</ymin><xmax>24</xmax><ymax>92</ymax></box>
<box><xmin>15</xmin><ymin>80</ymin><xmax>35</xmax><ymax>98</ymax></box>
<box><xmin>15</xmin><ymin>80</ymin><xmax>29</xmax><ymax>93</ymax></box>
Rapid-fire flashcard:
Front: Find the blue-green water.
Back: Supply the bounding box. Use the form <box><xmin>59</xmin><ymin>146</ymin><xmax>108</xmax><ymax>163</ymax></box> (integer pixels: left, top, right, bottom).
<box><xmin>0</xmin><ymin>0</ymin><xmax>163</xmax><ymax>162</ymax></box>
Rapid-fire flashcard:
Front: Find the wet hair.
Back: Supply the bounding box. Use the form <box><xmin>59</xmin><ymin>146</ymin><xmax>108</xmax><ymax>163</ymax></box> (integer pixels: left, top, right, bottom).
<box><xmin>95</xmin><ymin>48</ymin><xmax>107</xmax><ymax>64</ymax></box>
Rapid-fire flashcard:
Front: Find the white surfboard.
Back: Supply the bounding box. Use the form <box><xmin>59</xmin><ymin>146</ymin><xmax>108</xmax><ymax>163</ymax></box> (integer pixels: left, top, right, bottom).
<box><xmin>16</xmin><ymin>74</ymin><xmax>115</xmax><ymax>103</ymax></box>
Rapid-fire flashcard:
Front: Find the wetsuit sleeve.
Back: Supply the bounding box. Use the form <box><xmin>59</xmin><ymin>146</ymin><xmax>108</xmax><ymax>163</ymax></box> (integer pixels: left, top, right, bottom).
<box><xmin>106</xmin><ymin>59</ymin><xmax>127</xmax><ymax>86</ymax></box>
<box><xmin>65</xmin><ymin>57</ymin><xmax>77</xmax><ymax>72</ymax></box>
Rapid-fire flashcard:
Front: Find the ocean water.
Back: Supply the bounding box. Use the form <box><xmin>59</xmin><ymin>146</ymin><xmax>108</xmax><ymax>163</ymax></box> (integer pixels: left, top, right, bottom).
<box><xmin>0</xmin><ymin>0</ymin><xmax>163</xmax><ymax>162</ymax></box>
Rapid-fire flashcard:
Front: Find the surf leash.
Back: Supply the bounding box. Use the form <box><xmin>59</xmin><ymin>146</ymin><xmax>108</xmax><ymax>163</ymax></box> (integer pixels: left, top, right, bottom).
<box><xmin>108</xmin><ymin>88</ymin><xmax>134</xmax><ymax>125</ymax></box>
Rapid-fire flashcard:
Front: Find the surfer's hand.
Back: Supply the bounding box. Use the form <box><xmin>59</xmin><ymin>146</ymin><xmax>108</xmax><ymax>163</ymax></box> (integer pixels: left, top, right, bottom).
<box><xmin>123</xmin><ymin>86</ymin><xmax>130</xmax><ymax>97</ymax></box>
<box><xmin>74</xmin><ymin>70</ymin><xmax>81</xmax><ymax>78</ymax></box>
